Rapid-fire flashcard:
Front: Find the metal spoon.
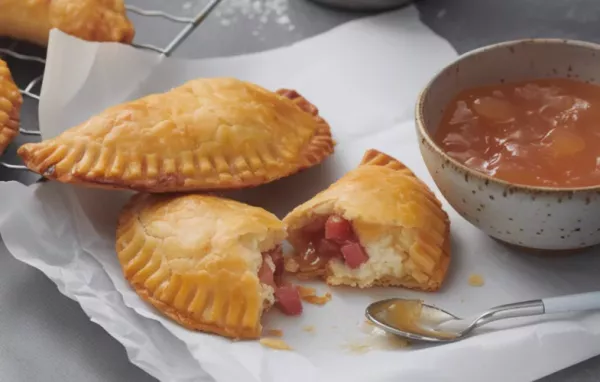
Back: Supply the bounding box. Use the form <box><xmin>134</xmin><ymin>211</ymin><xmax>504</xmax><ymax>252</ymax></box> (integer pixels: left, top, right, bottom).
<box><xmin>365</xmin><ymin>291</ymin><xmax>600</xmax><ymax>343</ymax></box>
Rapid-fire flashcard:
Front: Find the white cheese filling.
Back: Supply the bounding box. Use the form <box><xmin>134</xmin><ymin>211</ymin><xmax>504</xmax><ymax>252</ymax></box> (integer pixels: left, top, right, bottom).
<box><xmin>328</xmin><ymin>234</ymin><xmax>405</xmax><ymax>285</ymax></box>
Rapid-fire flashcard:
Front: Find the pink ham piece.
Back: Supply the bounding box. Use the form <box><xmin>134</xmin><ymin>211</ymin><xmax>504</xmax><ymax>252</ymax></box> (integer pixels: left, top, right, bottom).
<box><xmin>324</xmin><ymin>215</ymin><xmax>353</xmax><ymax>243</ymax></box>
<box><xmin>268</xmin><ymin>248</ymin><xmax>285</xmax><ymax>285</ymax></box>
<box><xmin>323</xmin><ymin>215</ymin><xmax>370</xmax><ymax>268</ymax></box>
<box><xmin>258</xmin><ymin>254</ymin><xmax>276</xmax><ymax>288</ymax></box>
<box><xmin>275</xmin><ymin>285</ymin><xmax>303</xmax><ymax>316</ymax></box>
<box><xmin>341</xmin><ymin>242</ymin><xmax>369</xmax><ymax>269</ymax></box>
<box><xmin>258</xmin><ymin>250</ymin><xmax>303</xmax><ymax>316</ymax></box>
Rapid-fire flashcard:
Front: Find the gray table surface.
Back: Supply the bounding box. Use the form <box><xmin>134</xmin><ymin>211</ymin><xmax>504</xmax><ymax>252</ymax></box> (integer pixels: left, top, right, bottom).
<box><xmin>1</xmin><ymin>0</ymin><xmax>599</xmax><ymax>381</ymax></box>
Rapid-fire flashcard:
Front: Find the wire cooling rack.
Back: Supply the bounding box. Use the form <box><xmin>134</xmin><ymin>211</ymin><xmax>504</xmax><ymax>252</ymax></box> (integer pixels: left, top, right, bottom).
<box><xmin>0</xmin><ymin>0</ymin><xmax>222</xmax><ymax>171</ymax></box>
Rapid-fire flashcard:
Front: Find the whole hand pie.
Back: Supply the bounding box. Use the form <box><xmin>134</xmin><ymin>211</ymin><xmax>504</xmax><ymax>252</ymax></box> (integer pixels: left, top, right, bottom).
<box><xmin>0</xmin><ymin>0</ymin><xmax>135</xmax><ymax>46</ymax></box>
<box><xmin>18</xmin><ymin>77</ymin><xmax>334</xmax><ymax>192</ymax></box>
<box><xmin>0</xmin><ymin>59</ymin><xmax>22</xmax><ymax>154</ymax></box>
<box><xmin>282</xmin><ymin>149</ymin><xmax>451</xmax><ymax>292</ymax></box>
<box><xmin>116</xmin><ymin>193</ymin><xmax>303</xmax><ymax>339</ymax></box>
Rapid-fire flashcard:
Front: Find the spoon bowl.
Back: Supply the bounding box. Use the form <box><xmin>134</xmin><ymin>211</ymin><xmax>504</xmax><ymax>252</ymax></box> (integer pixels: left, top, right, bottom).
<box><xmin>365</xmin><ymin>298</ymin><xmax>461</xmax><ymax>343</ymax></box>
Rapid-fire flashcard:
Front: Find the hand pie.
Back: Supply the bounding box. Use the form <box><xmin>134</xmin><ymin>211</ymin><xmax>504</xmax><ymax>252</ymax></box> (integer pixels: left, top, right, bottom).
<box><xmin>116</xmin><ymin>193</ymin><xmax>303</xmax><ymax>339</ymax></box>
<box><xmin>282</xmin><ymin>149</ymin><xmax>450</xmax><ymax>292</ymax></box>
<box><xmin>0</xmin><ymin>60</ymin><xmax>22</xmax><ymax>154</ymax></box>
<box><xmin>0</xmin><ymin>0</ymin><xmax>135</xmax><ymax>46</ymax></box>
<box><xmin>18</xmin><ymin>77</ymin><xmax>334</xmax><ymax>192</ymax></box>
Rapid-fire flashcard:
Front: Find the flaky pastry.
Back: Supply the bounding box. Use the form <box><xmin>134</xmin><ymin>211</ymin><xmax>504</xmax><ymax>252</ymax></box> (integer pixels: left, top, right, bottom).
<box><xmin>18</xmin><ymin>77</ymin><xmax>334</xmax><ymax>192</ymax></box>
<box><xmin>0</xmin><ymin>0</ymin><xmax>135</xmax><ymax>46</ymax></box>
<box><xmin>116</xmin><ymin>193</ymin><xmax>303</xmax><ymax>339</ymax></box>
<box><xmin>0</xmin><ymin>59</ymin><xmax>22</xmax><ymax>154</ymax></box>
<box><xmin>282</xmin><ymin>149</ymin><xmax>451</xmax><ymax>291</ymax></box>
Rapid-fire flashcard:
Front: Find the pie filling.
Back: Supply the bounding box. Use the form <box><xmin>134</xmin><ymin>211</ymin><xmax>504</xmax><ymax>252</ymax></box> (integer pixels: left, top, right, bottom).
<box><xmin>292</xmin><ymin>215</ymin><xmax>370</xmax><ymax>277</ymax></box>
<box><xmin>258</xmin><ymin>246</ymin><xmax>303</xmax><ymax>316</ymax></box>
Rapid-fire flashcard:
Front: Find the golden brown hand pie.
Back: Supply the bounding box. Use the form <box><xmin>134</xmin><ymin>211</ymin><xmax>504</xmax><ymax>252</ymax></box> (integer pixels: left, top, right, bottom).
<box><xmin>18</xmin><ymin>77</ymin><xmax>334</xmax><ymax>193</ymax></box>
<box><xmin>0</xmin><ymin>59</ymin><xmax>22</xmax><ymax>154</ymax></box>
<box><xmin>0</xmin><ymin>0</ymin><xmax>135</xmax><ymax>46</ymax></box>
<box><xmin>116</xmin><ymin>193</ymin><xmax>304</xmax><ymax>339</ymax></box>
<box><xmin>282</xmin><ymin>149</ymin><xmax>450</xmax><ymax>292</ymax></box>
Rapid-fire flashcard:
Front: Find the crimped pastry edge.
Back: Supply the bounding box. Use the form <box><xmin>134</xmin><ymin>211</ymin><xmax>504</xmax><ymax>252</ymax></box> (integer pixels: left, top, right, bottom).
<box><xmin>18</xmin><ymin>87</ymin><xmax>334</xmax><ymax>192</ymax></box>
<box><xmin>115</xmin><ymin>193</ymin><xmax>285</xmax><ymax>339</ymax></box>
<box><xmin>0</xmin><ymin>59</ymin><xmax>22</xmax><ymax>153</ymax></box>
<box><xmin>0</xmin><ymin>0</ymin><xmax>135</xmax><ymax>46</ymax></box>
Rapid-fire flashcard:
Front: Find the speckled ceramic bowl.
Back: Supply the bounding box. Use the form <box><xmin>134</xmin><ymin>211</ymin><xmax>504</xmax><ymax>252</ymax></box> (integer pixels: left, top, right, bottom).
<box><xmin>416</xmin><ymin>39</ymin><xmax>600</xmax><ymax>251</ymax></box>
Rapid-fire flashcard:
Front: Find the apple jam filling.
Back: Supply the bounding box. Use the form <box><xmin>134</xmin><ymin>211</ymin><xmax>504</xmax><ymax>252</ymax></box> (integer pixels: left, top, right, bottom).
<box><xmin>290</xmin><ymin>215</ymin><xmax>370</xmax><ymax>277</ymax></box>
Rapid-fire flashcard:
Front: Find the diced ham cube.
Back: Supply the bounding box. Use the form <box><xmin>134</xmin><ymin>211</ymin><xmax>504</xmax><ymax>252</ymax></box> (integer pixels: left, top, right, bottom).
<box><xmin>268</xmin><ymin>248</ymin><xmax>285</xmax><ymax>285</ymax></box>
<box><xmin>340</xmin><ymin>242</ymin><xmax>369</xmax><ymax>269</ymax></box>
<box><xmin>325</xmin><ymin>215</ymin><xmax>353</xmax><ymax>243</ymax></box>
<box><xmin>275</xmin><ymin>285</ymin><xmax>303</xmax><ymax>316</ymax></box>
<box><xmin>259</xmin><ymin>247</ymin><xmax>285</xmax><ymax>287</ymax></box>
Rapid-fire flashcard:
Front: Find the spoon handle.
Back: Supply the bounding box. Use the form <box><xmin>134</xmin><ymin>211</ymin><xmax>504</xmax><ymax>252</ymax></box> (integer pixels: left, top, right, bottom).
<box><xmin>542</xmin><ymin>291</ymin><xmax>600</xmax><ymax>314</ymax></box>
<box><xmin>470</xmin><ymin>300</ymin><xmax>544</xmax><ymax>330</ymax></box>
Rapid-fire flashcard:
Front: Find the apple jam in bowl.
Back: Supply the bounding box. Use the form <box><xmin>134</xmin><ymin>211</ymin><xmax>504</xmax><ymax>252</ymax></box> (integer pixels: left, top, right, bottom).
<box><xmin>416</xmin><ymin>39</ymin><xmax>600</xmax><ymax>251</ymax></box>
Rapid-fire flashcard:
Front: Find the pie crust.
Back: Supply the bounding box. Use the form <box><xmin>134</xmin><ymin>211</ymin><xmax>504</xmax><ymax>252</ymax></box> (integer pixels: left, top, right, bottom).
<box><xmin>18</xmin><ymin>78</ymin><xmax>334</xmax><ymax>192</ymax></box>
<box><xmin>282</xmin><ymin>149</ymin><xmax>451</xmax><ymax>292</ymax></box>
<box><xmin>0</xmin><ymin>59</ymin><xmax>22</xmax><ymax>154</ymax></box>
<box><xmin>0</xmin><ymin>0</ymin><xmax>135</xmax><ymax>46</ymax></box>
<box><xmin>116</xmin><ymin>193</ymin><xmax>287</xmax><ymax>339</ymax></box>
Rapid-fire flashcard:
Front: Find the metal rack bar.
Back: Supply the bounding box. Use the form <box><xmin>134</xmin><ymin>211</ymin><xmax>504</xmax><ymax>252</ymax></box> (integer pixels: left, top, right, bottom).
<box><xmin>0</xmin><ymin>162</ymin><xmax>28</xmax><ymax>171</ymax></box>
<box><xmin>0</xmin><ymin>0</ymin><xmax>222</xmax><ymax>171</ymax></box>
<box><xmin>125</xmin><ymin>5</ymin><xmax>195</xmax><ymax>23</ymax></box>
<box><xmin>0</xmin><ymin>48</ymin><xmax>46</xmax><ymax>64</ymax></box>
<box><xmin>163</xmin><ymin>0</ymin><xmax>222</xmax><ymax>56</ymax></box>
<box><xmin>130</xmin><ymin>42</ymin><xmax>166</xmax><ymax>54</ymax></box>
<box><xmin>21</xmin><ymin>73</ymin><xmax>42</xmax><ymax>102</ymax></box>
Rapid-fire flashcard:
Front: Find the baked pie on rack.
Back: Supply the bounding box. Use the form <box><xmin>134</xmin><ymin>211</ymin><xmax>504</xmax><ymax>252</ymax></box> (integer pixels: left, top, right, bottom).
<box><xmin>116</xmin><ymin>193</ymin><xmax>303</xmax><ymax>339</ymax></box>
<box><xmin>0</xmin><ymin>59</ymin><xmax>22</xmax><ymax>154</ymax></box>
<box><xmin>18</xmin><ymin>77</ymin><xmax>334</xmax><ymax>192</ymax></box>
<box><xmin>0</xmin><ymin>0</ymin><xmax>135</xmax><ymax>46</ymax></box>
<box><xmin>282</xmin><ymin>149</ymin><xmax>451</xmax><ymax>292</ymax></box>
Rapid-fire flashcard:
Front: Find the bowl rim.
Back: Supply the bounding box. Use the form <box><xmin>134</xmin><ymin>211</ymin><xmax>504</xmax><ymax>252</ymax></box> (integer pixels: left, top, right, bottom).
<box><xmin>416</xmin><ymin>38</ymin><xmax>600</xmax><ymax>194</ymax></box>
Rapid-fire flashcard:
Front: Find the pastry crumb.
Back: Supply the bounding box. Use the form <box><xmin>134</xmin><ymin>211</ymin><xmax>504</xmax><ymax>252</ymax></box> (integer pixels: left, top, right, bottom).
<box><xmin>302</xmin><ymin>325</ymin><xmax>315</xmax><ymax>333</ymax></box>
<box><xmin>350</xmin><ymin>321</ymin><xmax>410</xmax><ymax>353</ymax></box>
<box><xmin>468</xmin><ymin>273</ymin><xmax>485</xmax><ymax>287</ymax></box>
<box><xmin>260</xmin><ymin>338</ymin><xmax>292</xmax><ymax>350</ymax></box>
<box><xmin>343</xmin><ymin>342</ymin><xmax>371</xmax><ymax>354</ymax></box>
<box><xmin>343</xmin><ymin>335</ymin><xmax>409</xmax><ymax>354</ymax></box>
<box><xmin>304</xmin><ymin>292</ymin><xmax>332</xmax><ymax>305</ymax></box>
<box><xmin>297</xmin><ymin>285</ymin><xmax>316</xmax><ymax>297</ymax></box>
<box><xmin>264</xmin><ymin>329</ymin><xmax>283</xmax><ymax>337</ymax></box>
<box><xmin>297</xmin><ymin>286</ymin><xmax>332</xmax><ymax>305</ymax></box>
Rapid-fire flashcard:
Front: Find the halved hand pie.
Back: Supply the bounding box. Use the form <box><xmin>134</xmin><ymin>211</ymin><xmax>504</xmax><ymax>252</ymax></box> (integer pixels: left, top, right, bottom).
<box><xmin>18</xmin><ymin>77</ymin><xmax>334</xmax><ymax>192</ymax></box>
<box><xmin>0</xmin><ymin>0</ymin><xmax>134</xmax><ymax>46</ymax></box>
<box><xmin>283</xmin><ymin>149</ymin><xmax>450</xmax><ymax>292</ymax></box>
<box><xmin>0</xmin><ymin>59</ymin><xmax>22</xmax><ymax>154</ymax></box>
<box><xmin>116</xmin><ymin>193</ymin><xmax>303</xmax><ymax>339</ymax></box>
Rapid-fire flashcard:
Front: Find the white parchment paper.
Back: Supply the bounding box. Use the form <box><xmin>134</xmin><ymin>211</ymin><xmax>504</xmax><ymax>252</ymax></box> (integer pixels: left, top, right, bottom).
<box><xmin>2</xmin><ymin>6</ymin><xmax>600</xmax><ymax>382</ymax></box>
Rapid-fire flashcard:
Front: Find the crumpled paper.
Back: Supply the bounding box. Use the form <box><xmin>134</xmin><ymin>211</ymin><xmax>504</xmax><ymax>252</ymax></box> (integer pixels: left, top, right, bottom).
<box><xmin>1</xmin><ymin>5</ymin><xmax>600</xmax><ymax>382</ymax></box>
